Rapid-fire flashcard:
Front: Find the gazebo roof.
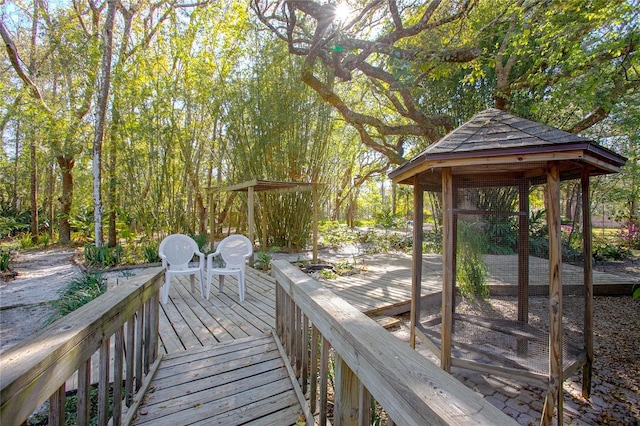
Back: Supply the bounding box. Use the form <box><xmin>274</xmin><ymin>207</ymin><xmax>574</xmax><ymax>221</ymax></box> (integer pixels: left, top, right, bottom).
<box><xmin>208</xmin><ymin>179</ymin><xmax>315</xmax><ymax>193</ymax></box>
<box><xmin>389</xmin><ymin>108</ymin><xmax>627</xmax><ymax>188</ymax></box>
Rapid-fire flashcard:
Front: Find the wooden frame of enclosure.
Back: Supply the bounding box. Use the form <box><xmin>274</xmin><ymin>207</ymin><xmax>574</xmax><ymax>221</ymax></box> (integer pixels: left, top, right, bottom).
<box><xmin>208</xmin><ymin>179</ymin><xmax>319</xmax><ymax>260</ymax></box>
<box><xmin>389</xmin><ymin>109</ymin><xmax>627</xmax><ymax>426</ymax></box>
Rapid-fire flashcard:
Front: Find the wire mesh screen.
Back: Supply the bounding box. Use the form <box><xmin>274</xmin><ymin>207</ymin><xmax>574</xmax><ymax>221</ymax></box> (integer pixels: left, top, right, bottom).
<box><xmin>420</xmin><ymin>172</ymin><xmax>588</xmax><ymax>380</ymax></box>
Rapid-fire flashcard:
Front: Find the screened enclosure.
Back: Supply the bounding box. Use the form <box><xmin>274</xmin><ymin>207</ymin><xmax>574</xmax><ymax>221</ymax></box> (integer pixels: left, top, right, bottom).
<box><xmin>389</xmin><ymin>109</ymin><xmax>627</xmax><ymax>425</ymax></box>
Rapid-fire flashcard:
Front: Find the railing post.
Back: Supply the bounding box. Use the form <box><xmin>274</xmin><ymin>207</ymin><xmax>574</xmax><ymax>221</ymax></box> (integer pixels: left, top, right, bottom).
<box><xmin>125</xmin><ymin>317</ymin><xmax>135</xmax><ymax>406</ymax></box>
<box><xmin>77</xmin><ymin>359</ymin><xmax>91</xmax><ymax>426</ymax></box>
<box><xmin>49</xmin><ymin>384</ymin><xmax>65</xmax><ymax>426</ymax></box>
<box><xmin>358</xmin><ymin>383</ymin><xmax>371</xmax><ymax>426</ymax></box>
<box><xmin>113</xmin><ymin>327</ymin><xmax>124</xmax><ymax>426</ymax></box>
<box><xmin>335</xmin><ymin>354</ymin><xmax>360</xmax><ymax>426</ymax></box>
<box><xmin>98</xmin><ymin>338</ymin><xmax>110</xmax><ymax>425</ymax></box>
<box><xmin>310</xmin><ymin>326</ymin><xmax>319</xmax><ymax>415</ymax></box>
<box><xmin>319</xmin><ymin>337</ymin><xmax>329</xmax><ymax>425</ymax></box>
<box><xmin>135</xmin><ymin>306</ymin><xmax>144</xmax><ymax>390</ymax></box>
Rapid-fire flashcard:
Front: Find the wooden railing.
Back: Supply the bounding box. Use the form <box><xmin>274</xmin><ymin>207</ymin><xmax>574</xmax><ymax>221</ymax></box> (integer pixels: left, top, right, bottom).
<box><xmin>272</xmin><ymin>260</ymin><xmax>519</xmax><ymax>426</ymax></box>
<box><xmin>0</xmin><ymin>267</ymin><xmax>164</xmax><ymax>426</ymax></box>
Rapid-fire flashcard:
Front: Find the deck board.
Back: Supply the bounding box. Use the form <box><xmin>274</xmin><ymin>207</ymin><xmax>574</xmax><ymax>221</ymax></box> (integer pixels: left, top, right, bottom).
<box><xmin>131</xmin><ymin>334</ymin><xmax>303</xmax><ymax>426</ymax></box>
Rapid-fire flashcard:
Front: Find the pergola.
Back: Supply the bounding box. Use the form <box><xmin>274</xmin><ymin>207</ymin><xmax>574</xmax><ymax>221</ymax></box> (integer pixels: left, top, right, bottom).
<box><xmin>389</xmin><ymin>108</ymin><xmax>627</xmax><ymax>425</ymax></box>
<box><xmin>207</xmin><ymin>179</ymin><xmax>320</xmax><ymax>260</ymax></box>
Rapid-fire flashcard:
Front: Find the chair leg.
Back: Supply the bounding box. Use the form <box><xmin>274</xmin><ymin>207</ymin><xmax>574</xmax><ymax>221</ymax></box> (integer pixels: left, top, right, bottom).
<box><xmin>189</xmin><ymin>275</ymin><xmax>195</xmax><ymax>292</ymax></box>
<box><xmin>238</xmin><ymin>271</ymin><xmax>245</xmax><ymax>302</ymax></box>
<box><xmin>162</xmin><ymin>276</ymin><xmax>171</xmax><ymax>304</ymax></box>
<box><xmin>198</xmin><ymin>270</ymin><xmax>205</xmax><ymax>298</ymax></box>
<box><xmin>205</xmin><ymin>270</ymin><xmax>212</xmax><ymax>300</ymax></box>
<box><xmin>219</xmin><ymin>275</ymin><xmax>225</xmax><ymax>293</ymax></box>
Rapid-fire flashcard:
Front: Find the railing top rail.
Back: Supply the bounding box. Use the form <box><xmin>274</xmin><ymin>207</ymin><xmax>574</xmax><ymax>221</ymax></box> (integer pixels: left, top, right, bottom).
<box><xmin>272</xmin><ymin>260</ymin><xmax>518</xmax><ymax>426</ymax></box>
<box><xmin>0</xmin><ymin>267</ymin><xmax>164</xmax><ymax>421</ymax></box>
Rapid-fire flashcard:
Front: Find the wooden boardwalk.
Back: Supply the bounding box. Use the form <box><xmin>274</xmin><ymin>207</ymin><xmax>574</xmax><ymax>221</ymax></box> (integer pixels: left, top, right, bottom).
<box><xmin>132</xmin><ymin>334</ymin><xmax>305</xmax><ymax>426</ymax></box>
<box><xmin>157</xmin><ymin>271</ymin><xmax>276</xmax><ymax>354</ymax></box>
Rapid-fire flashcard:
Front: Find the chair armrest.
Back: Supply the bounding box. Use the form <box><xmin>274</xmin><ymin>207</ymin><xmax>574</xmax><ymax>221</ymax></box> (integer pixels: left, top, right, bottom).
<box><xmin>195</xmin><ymin>251</ymin><xmax>205</xmax><ymax>268</ymax></box>
<box><xmin>207</xmin><ymin>252</ymin><xmax>224</xmax><ymax>268</ymax></box>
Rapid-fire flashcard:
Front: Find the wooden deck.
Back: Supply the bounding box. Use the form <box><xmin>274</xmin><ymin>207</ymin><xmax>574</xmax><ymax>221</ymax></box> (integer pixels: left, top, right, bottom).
<box><xmin>130</xmin><ymin>253</ymin><xmax>635</xmax><ymax>425</ymax></box>
<box><xmin>132</xmin><ymin>334</ymin><xmax>305</xmax><ymax>426</ymax></box>
<box><xmin>157</xmin><ymin>271</ymin><xmax>276</xmax><ymax>354</ymax></box>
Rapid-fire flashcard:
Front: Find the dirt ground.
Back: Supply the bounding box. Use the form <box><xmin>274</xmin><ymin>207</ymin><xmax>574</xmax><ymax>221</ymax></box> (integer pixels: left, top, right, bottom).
<box><xmin>1</xmin><ymin>246</ymin><xmax>638</xmax><ymax>425</ymax></box>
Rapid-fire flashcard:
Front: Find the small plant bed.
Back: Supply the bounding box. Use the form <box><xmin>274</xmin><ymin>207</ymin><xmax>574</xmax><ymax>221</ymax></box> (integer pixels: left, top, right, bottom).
<box><xmin>293</xmin><ymin>258</ymin><xmax>363</xmax><ymax>280</ymax></box>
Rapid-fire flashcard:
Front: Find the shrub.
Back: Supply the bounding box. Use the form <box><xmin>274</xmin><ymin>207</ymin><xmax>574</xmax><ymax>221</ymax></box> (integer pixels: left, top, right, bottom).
<box><xmin>142</xmin><ymin>239</ymin><xmax>161</xmax><ymax>263</ymax></box>
<box><xmin>423</xmin><ymin>228</ymin><xmax>442</xmax><ymax>254</ymax></box>
<box><xmin>0</xmin><ymin>250</ymin><xmax>10</xmax><ymax>271</ymax></box>
<box><xmin>251</xmin><ymin>247</ymin><xmax>279</xmax><ymax>271</ymax></box>
<box><xmin>593</xmin><ymin>241</ymin><xmax>631</xmax><ymax>261</ymax></box>
<box><xmin>619</xmin><ymin>220</ymin><xmax>640</xmax><ymax>249</ymax></box>
<box><xmin>318</xmin><ymin>221</ymin><xmax>358</xmax><ymax>247</ymax></box>
<box><xmin>84</xmin><ymin>243</ymin><xmax>123</xmax><ymax>268</ymax></box>
<box><xmin>48</xmin><ymin>272</ymin><xmax>107</xmax><ymax>324</ymax></box>
<box><xmin>456</xmin><ymin>221</ymin><xmax>490</xmax><ymax>300</ymax></box>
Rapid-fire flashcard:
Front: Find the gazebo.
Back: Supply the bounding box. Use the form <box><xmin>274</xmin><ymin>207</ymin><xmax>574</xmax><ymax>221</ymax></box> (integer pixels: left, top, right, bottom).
<box><xmin>389</xmin><ymin>108</ymin><xmax>627</xmax><ymax>425</ymax></box>
<box><xmin>208</xmin><ymin>179</ymin><xmax>320</xmax><ymax>260</ymax></box>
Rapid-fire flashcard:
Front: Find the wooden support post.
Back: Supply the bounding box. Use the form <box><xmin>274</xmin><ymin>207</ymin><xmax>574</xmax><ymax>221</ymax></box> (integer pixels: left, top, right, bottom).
<box><xmin>248</xmin><ymin>186</ymin><xmax>255</xmax><ymax>244</ymax></box>
<box><xmin>113</xmin><ymin>327</ymin><xmax>124</xmax><ymax>426</ymax></box>
<box><xmin>98</xmin><ymin>338</ymin><xmax>110</xmax><ymax>426</ymax></box>
<box><xmin>410</xmin><ymin>178</ymin><xmax>424</xmax><ymax>349</ymax></box>
<box><xmin>261</xmin><ymin>192</ymin><xmax>268</xmax><ymax>249</ymax></box>
<box><xmin>49</xmin><ymin>384</ymin><xmax>65</xmax><ymax>426</ymax></box>
<box><xmin>320</xmin><ymin>337</ymin><xmax>329</xmax><ymax>425</ymax></box>
<box><xmin>441</xmin><ymin>168</ymin><xmax>454</xmax><ymax>372</ymax></box>
<box><xmin>581</xmin><ymin>166</ymin><xmax>593</xmax><ymax>398</ymax></box>
<box><xmin>310</xmin><ymin>326</ymin><xmax>319</xmax><ymax>414</ymax></box>
<box><xmin>77</xmin><ymin>359</ymin><xmax>91</xmax><ymax>426</ymax></box>
<box><xmin>335</xmin><ymin>354</ymin><xmax>360</xmax><ymax>426</ymax></box>
<box><xmin>542</xmin><ymin>162</ymin><xmax>563</xmax><ymax>426</ymax></box>
<box><xmin>358</xmin><ymin>383</ymin><xmax>371</xmax><ymax>426</ymax></box>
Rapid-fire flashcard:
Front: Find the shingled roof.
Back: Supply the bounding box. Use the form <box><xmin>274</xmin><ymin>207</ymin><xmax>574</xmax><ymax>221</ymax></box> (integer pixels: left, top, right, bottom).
<box><xmin>389</xmin><ymin>108</ymin><xmax>626</xmax><ymax>186</ymax></box>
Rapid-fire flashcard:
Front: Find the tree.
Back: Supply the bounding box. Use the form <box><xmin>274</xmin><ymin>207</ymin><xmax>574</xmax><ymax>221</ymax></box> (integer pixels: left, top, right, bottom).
<box><xmin>252</xmin><ymin>0</ymin><xmax>639</xmax><ymax>165</ymax></box>
<box><xmin>2</xmin><ymin>2</ymin><xmax>100</xmax><ymax>242</ymax></box>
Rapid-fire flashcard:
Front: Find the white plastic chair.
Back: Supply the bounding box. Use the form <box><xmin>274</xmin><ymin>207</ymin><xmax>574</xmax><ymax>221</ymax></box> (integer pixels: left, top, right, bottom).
<box><xmin>206</xmin><ymin>234</ymin><xmax>253</xmax><ymax>302</ymax></box>
<box><xmin>158</xmin><ymin>234</ymin><xmax>205</xmax><ymax>304</ymax></box>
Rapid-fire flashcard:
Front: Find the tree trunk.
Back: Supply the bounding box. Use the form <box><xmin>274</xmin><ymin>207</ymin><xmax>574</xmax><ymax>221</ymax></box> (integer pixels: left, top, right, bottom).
<box><xmin>92</xmin><ymin>0</ymin><xmax>117</xmax><ymax>248</ymax></box>
<box><xmin>57</xmin><ymin>156</ymin><xmax>75</xmax><ymax>243</ymax></box>
<box><xmin>12</xmin><ymin>120</ymin><xmax>20</xmax><ymax>211</ymax></box>
<box><xmin>107</xmin><ymin>120</ymin><xmax>117</xmax><ymax>247</ymax></box>
<box><xmin>29</xmin><ymin>2</ymin><xmax>38</xmax><ymax>242</ymax></box>
<box><xmin>30</xmin><ymin>135</ymin><xmax>38</xmax><ymax>241</ymax></box>
<box><xmin>47</xmin><ymin>161</ymin><xmax>55</xmax><ymax>239</ymax></box>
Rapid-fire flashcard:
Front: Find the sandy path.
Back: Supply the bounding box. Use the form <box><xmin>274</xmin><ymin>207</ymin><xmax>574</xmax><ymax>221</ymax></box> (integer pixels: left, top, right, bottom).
<box><xmin>0</xmin><ymin>248</ymin><xmax>82</xmax><ymax>352</ymax></box>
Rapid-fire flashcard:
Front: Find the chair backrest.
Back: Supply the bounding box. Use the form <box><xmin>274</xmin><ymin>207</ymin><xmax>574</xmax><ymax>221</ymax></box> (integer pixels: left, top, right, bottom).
<box><xmin>159</xmin><ymin>234</ymin><xmax>199</xmax><ymax>270</ymax></box>
<box><xmin>217</xmin><ymin>235</ymin><xmax>253</xmax><ymax>269</ymax></box>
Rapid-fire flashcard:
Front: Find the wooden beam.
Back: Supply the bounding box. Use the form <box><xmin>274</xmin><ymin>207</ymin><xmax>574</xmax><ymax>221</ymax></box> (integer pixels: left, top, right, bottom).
<box><xmin>541</xmin><ymin>162</ymin><xmax>563</xmax><ymax>426</ymax></box>
<box><xmin>441</xmin><ymin>168</ymin><xmax>454</xmax><ymax>372</ymax></box>
<box><xmin>335</xmin><ymin>354</ymin><xmax>360</xmax><ymax>426</ymax></box>
<box><xmin>248</xmin><ymin>186</ymin><xmax>255</xmax><ymax>245</ymax></box>
<box><xmin>582</xmin><ymin>165</ymin><xmax>593</xmax><ymax>398</ymax></box>
<box><xmin>410</xmin><ymin>178</ymin><xmax>424</xmax><ymax>349</ymax></box>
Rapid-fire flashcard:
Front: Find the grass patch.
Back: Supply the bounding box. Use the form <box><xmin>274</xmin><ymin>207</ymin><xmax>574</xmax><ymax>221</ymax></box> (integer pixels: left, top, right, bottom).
<box><xmin>48</xmin><ymin>272</ymin><xmax>107</xmax><ymax>324</ymax></box>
